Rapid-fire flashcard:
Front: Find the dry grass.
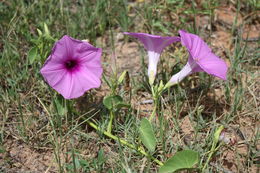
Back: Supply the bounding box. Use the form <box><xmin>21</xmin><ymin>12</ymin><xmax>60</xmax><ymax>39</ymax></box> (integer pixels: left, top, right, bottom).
<box><xmin>0</xmin><ymin>0</ymin><xmax>259</xmax><ymax>172</ymax></box>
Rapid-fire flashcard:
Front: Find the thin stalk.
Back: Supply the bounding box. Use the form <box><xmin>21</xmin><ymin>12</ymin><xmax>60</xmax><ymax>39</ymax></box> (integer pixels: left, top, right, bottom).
<box><xmin>37</xmin><ymin>96</ymin><xmax>63</xmax><ymax>172</ymax></box>
<box><xmin>202</xmin><ymin>126</ymin><xmax>224</xmax><ymax>171</ymax></box>
<box><xmin>18</xmin><ymin>97</ymin><xmax>27</xmax><ymax>140</ymax></box>
<box><xmin>149</xmin><ymin>84</ymin><xmax>159</xmax><ymax>122</ymax></box>
<box><xmin>65</xmin><ymin>99</ymin><xmax>68</xmax><ymax>127</ymax></box>
<box><xmin>149</xmin><ymin>101</ymin><xmax>157</xmax><ymax>122</ymax></box>
<box><xmin>202</xmin><ymin>144</ymin><xmax>222</xmax><ymax>172</ymax></box>
<box><xmin>87</xmin><ymin>121</ymin><xmax>163</xmax><ymax>166</ymax></box>
<box><xmin>107</xmin><ymin>111</ymin><xmax>114</xmax><ymax>133</ymax></box>
<box><xmin>71</xmin><ymin>138</ymin><xmax>77</xmax><ymax>173</ymax></box>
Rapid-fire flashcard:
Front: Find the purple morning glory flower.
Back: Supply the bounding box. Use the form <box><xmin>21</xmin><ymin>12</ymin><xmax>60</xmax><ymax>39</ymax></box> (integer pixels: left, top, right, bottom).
<box><xmin>167</xmin><ymin>30</ymin><xmax>228</xmax><ymax>86</ymax></box>
<box><xmin>124</xmin><ymin>32</ymin><xmax>180</xmax><ymax>85</ymax></box>
<box><xmin>40</xmin><ymin>35</ymin><xmax>103</xmax><ymax>99</ymax></box>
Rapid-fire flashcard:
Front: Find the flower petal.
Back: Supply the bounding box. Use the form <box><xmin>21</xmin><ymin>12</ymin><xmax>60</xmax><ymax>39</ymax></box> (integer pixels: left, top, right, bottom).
<box><xmin>51</xmin><ymin>67</ymin><xmax>102</xmax><ymax>99</ymax></box>
<box><xmin>40</xmin><ymin>35</ymin><xmax>103</xmax><ymax>99</ymax></box>
<box><xmin>124</xmin><ymin>32</ymin><xmax>180</xmax><ymax>53</ymax></box>
<box><xmin>79</xmin><ymin>47</ymin><xmax>102</xmax><ymax>68</ymax></box>
<box><xmin>147</xmin><ymin>51</ymin><xmax>160</xmax><ymax>76</ymax></box>
<box><xmin>168</xmin><ymin>62</ymin><xmax>194</xmax><ymax>85</ymax></box>
<box><xmin>188</xmin><ymin>56</ymin><xmax>203</xmax><ymax>73</ymax></box>
<box><xmin>51</xmin><ymin>35</ymin><xmax>76</xmax><ymax>61</ymax></box>
<box><xmin>179</xmin><ymin>30</ymin><xmax>211</xmax><ymax>60</ymax></box>
<box><xmin>197</xmin><ymin>52</ymin><xmax>228</xmax><ymax>80</ymax></box>
<box><xmin>78</xmin><ymin>66</ymin><xmax>102</xmax><ymax>88</ymax></box>
<box><xmin>124</xmin><ymin>32</ymin><xmax>180</xmax><ymax>84</ymax></box>
<box><xmin>179</xmin><ymin>30</ymin><xmax>228</xmax><ymax>80</ymax></box>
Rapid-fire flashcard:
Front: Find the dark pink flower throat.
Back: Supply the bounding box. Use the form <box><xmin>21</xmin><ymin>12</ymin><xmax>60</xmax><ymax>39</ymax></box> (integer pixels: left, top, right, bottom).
<box><xmin>65</xmin><ymin>59</ymin><xmax>79</xmax><ymax>71</ymax></box>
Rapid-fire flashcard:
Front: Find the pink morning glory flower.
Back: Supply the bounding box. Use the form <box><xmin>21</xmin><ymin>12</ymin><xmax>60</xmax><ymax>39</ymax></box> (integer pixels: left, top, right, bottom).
<box><xmin>124</xmin><ymin>32</ymin><xmax>180</xmax><ymax>85</ymax></box>
<box><xmin>40</xmin><ymin>35</ymin><xmax>103</xmax><ymax>99</ymax></box>
<box><xmin>167</xmin><ymin>30</ymin><xmax>228</xmax><ymax>87</ymax></box>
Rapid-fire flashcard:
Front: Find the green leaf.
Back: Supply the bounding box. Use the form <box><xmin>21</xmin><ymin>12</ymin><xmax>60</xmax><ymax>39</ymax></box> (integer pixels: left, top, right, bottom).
<box><xmin>44</xmin><ymin>23</ymin><xmax>50</xmax><ymax>36</ymax></box>
<box><xmin>103</xmin><ymin>95</ymin><xmax>123</xmax><ymax>110</ymax></box>
<box><xmin>102</xmin><ymin>74</ymin><xmax>112</xmax><ymax>89</ymax></box>
<box><xmin>54</xmin><ymin>98</ymin><xmax>66</xmax><ymax>116</ymax></box>
<box><xmin>37</xmin><ymin>28</ymin><xmax>43</xmax><ymax>36</ymax></box>
<box><xmin>139</xmin><ymin>118</ymin><xmax>156</xmax><ymax>152</ymax></box>
<box><xmin>118</xmin><ymin>70</ymin><xmax>127</xmax><ymax>84</ymax></box>
<box><xmin>27</xmin><ymin>47</ymin><xmax>38</xmax><ymax>64</ymax></box>
<box><xmin>0</xmin><ymin>146</ymin><xmax>5</xmax><ymax>153</ymax></box>
<box><xmin>115</xmin><ymin>103</ymin><xmax>131</xmax><ymax>110</ymax></box>
<box><xmin>159</xmin><ymin>150</ymin><xmax>199</xmax><ymax>173</ymax></box>
<box><xmin>152</xmin><ymin>21</ymin><xmax>169</xmax><ymax>34</ymax></box>
<box><xmin>213</xmin><ymin>125</ymin><xmax>224</xmax><ymax>144</ymax></box>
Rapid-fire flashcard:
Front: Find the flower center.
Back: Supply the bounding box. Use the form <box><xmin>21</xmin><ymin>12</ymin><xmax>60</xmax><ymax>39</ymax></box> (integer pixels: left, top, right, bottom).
<box><xmin>65</xmin><ymin>60</ymin><xmax>78</xmax><ymax>70</ymax></box>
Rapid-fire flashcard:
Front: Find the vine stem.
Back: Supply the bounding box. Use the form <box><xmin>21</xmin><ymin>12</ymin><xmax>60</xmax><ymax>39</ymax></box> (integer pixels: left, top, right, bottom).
<box><xmin>202</xmin><ymin>145</ymin><xmax>221</xmax><ymax>172</ymax></box>
<box><xmin>149</xmin><ymin>101</ymin><xmax>157</xmax><ymax>122</ymax></box>
<box><xmin>149</xmin><ymin>84</ymin><xmax>159</xmax><ymax>122</ymax></box>
<box><xmin>202</xmin><ymin>125</ymin><xmax>224</xmax><ymax>171</ymax></box>
<box><xmin>107</xmin><ymin>111</ymin><xmax>114</xmax><ymax>133</ymax></box>
<box><xmin>87</xmin><ymin>120</ymin><xmax>164</xmax><ymax>166</ymax></box>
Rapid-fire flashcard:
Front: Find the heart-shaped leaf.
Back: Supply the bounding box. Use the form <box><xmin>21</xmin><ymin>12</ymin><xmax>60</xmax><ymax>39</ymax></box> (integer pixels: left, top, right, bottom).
<box><xmin>103</xmin><ymin>95</ymin><xmax>123</xmax><ymax>110</ymax></box>
<box><xmin>159</xmin><ymin>150</ymin><xmax>199</xmax><ymax>173</ymax></box>
<box><xmin>139</xmin><ymin>118</ymin><xmax>156</xmax><ymax>152</ymax></box>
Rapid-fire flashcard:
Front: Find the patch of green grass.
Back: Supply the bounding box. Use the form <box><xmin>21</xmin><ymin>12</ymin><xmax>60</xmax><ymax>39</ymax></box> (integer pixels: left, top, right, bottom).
<box><xmin>0</xmin><ymin>0</ymin><xmax>259</xmax><ymax>172</ymax></box>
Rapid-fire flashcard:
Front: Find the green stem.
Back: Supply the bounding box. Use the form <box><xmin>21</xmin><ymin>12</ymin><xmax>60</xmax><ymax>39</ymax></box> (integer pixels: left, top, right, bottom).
<box><xmin>202</xmin><ymin>145</ymin><xmax>221</xmax><ymax>172</ymax></box>
<box><xmin>149</xmin><ymin>101</ymin><xmax>157</xmax><ymax>122</ymax></box>
<box><xmin>149</xmin><ymin>84</ymin><xmax>159</xmax><ymax>122</ymax></box>
<box><xmin>202</xmin><ymin>125</ymin><xmax>224</xmax><ymax>172</ymax></box>
<box><xmin>87</xmin><ymin>121</ymin><xmax>163</xmax><ymax>166</ymax></box>
<box><xmin>107</xmin><ymin>111</ymin><xmax>114</xmax><ymax>133</ymax></box>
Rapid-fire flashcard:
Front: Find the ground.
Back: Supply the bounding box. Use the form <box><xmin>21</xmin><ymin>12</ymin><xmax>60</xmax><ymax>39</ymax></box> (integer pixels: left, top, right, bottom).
<box><xmin>0</xmin><ymin>0</ymin><xmax>259</xmax><ymax>172</ymax></box>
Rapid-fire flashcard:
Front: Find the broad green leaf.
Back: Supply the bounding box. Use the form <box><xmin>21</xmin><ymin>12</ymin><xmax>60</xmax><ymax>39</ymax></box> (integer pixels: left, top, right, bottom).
<box><xmin>103</xmin><ymin>95</ymin><xmax>123</xmax><ymax>110</ymax></box>
<box><xmin>28</xmin><ymin>47</ymin><xmax>38</xmax><ymax>64</ymax></box>
<box><xmin>139</xmin><ymin>118</ymin><xmax>156</xmax><ymax>152</ymax></box>
<box><xmin>159</xmin><ymin>150</ymin><xmax>199</xmax><ymax>173</ymax></box>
